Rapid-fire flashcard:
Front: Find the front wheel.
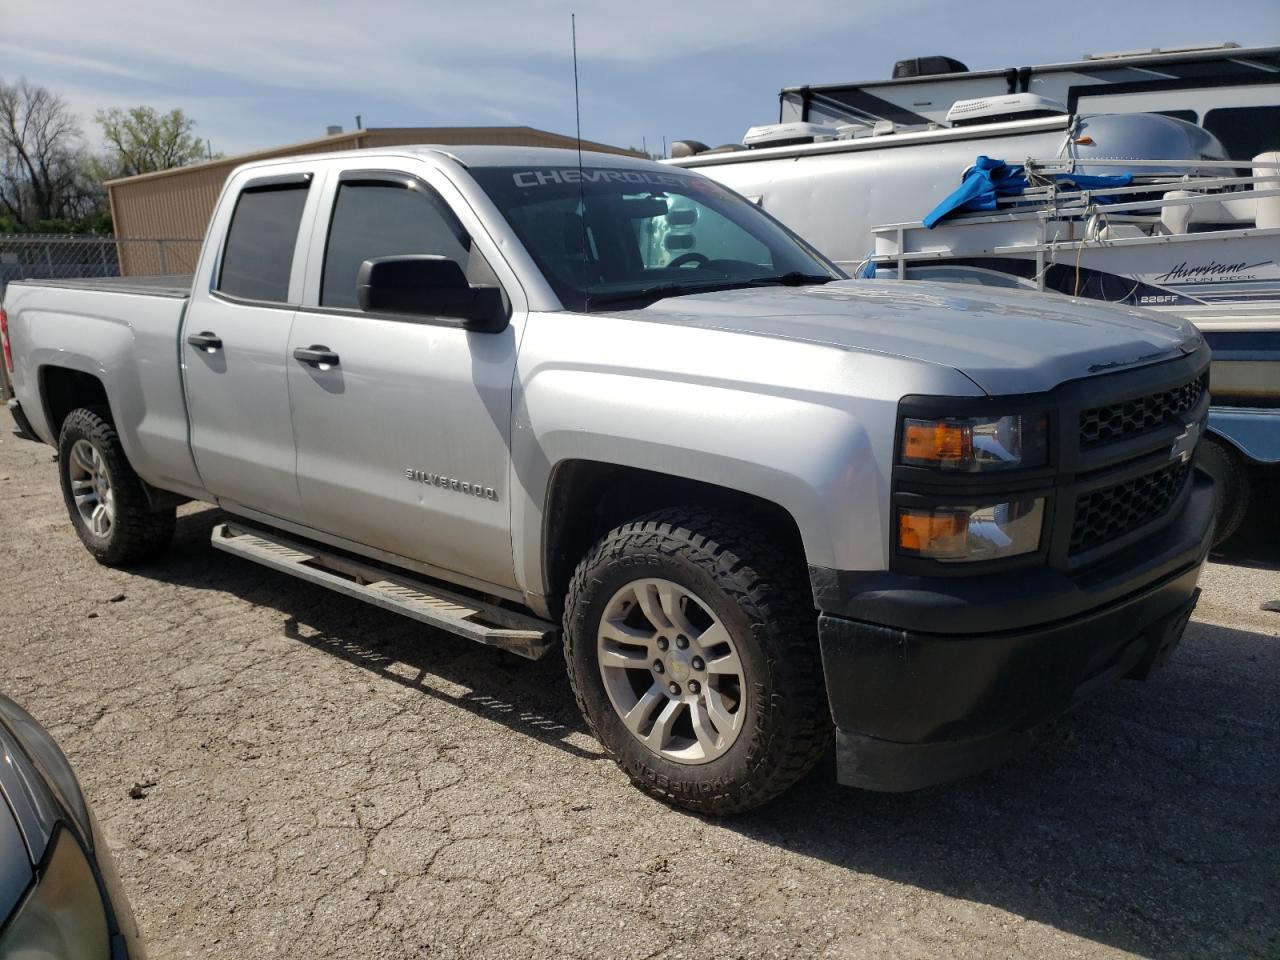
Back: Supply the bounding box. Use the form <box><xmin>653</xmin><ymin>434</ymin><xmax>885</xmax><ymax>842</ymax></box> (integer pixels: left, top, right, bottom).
<box><xmin>564</xmin><ymin>509</ymin><xmax>832</xmax><ymax>815</ymax></box>
<box><xmin>58</xmin><ymin>407</ymin><xmax>175</xmax><ymax>566</ymax></box>
<box><xmin>1198</xmin><ymin>435</ymin><xmax>1250</xmax><ymax>548</ymax></box>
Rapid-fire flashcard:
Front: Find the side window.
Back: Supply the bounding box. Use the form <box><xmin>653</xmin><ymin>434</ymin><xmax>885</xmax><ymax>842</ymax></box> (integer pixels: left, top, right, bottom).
<box><xmin>320</xmin><ymin>178</ymin><xmax>499</xmax><ymax>310</ymax></box>
<box><xmin>1203</xmin><ymin>106</ymin><xmax>1280</xmax><ymax>162</ymax></box>
<box><xmin>218</xmin><ymin>180</ymin><xmax>310</xmax><ymax>302</ymax></box>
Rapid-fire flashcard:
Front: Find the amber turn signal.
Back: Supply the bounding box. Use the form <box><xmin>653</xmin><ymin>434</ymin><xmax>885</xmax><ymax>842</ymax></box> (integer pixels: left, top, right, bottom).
<box><xmin>898</xmin><ymin>509</ymin><xmax>969</xmax><ymax>557</ymax></box>
<box><xmin>902</xmin><ymin>420</ymin><xmax>974</xmax><ymax>466</ymax></box>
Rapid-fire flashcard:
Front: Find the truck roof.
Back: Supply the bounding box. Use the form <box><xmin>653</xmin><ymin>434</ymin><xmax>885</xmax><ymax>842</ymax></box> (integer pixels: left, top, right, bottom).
<box><xmin>236</xmin><ymin>144</ymin><xmax>664</xmax><ymax>174</ymax></box>
<box><xmin>411</xmin><ymin>144</ymin><xmax>660</xmax><ymax>169</ymax></box>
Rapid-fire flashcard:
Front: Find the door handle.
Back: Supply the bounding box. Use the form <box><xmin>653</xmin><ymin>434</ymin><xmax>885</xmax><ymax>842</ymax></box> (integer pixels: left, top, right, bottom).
<box><xmin>293</xmin><ymin>345</ymin><xmax>340</xmax><ymax>368</ymax></box>
<box><xmin>186</xmin><ymin>331</ymin><xmax>223</xmax><ymax>352</ymax></box>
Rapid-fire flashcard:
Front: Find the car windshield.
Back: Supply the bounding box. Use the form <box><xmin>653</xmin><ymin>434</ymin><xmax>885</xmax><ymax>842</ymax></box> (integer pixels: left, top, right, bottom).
<box><xmin>469</xmin><ymin>164</ymin><xmax>843</xmax><ymax>311</ymax></box>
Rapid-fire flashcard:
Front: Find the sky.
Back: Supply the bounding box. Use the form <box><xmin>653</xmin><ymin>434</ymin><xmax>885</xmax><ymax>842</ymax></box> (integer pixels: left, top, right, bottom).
<box><xmin>2</xmin><ymin>0</ymin><xmax>1278</xmax><ymax>159</ymax></box>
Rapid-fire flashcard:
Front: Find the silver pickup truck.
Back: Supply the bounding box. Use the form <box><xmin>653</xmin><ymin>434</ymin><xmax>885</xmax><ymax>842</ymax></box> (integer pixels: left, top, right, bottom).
<box><xmin>1</xmin><ymin>145</ymin><xmax>1215</xmax><ymax>813</ymax></box>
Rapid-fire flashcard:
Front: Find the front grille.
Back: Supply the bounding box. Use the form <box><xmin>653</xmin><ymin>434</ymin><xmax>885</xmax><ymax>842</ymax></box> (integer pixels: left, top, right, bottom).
<box><xmin>1079</xmin><ymin>374</ymin><xmax>1206</xmax><ymax>450</ymax></box>
<box><xmin>1070</xmin><ymin>460</ymin><xmax>1192</xmax><ymax>555</ymax></box>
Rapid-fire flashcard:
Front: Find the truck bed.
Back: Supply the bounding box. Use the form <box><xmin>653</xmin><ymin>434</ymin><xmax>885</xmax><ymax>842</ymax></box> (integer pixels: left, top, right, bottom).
<box><xmin>13</xmin><ymin>275</ymin><xmax>193</xmax><ymax>299</ymax></box>
<box><xmin>2</xmin><ymin>273</ymin><xmax>202</xmax><ymax>492</ymax></box>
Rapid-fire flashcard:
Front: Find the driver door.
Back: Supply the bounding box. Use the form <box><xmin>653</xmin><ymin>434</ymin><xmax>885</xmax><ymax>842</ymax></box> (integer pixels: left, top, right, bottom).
<box><xmin>286</xmin><ymin>165</ymin><xmax>520</xmax><ymax>590</ymax></box>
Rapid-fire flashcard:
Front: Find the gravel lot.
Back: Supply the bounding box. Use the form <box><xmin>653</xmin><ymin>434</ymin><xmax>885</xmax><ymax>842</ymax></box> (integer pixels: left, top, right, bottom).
<box><xmin>1</xmin><ymin>418</ymin><xmax>1277</xmax><ymax>960</ymax></box>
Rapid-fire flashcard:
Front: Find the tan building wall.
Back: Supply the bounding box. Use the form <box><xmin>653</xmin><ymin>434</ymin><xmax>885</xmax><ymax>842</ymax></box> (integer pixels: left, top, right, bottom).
<box><xmin>106</xmin><ymin>126</ymin><xmax>637</xmax><ymax>275</ymax></box>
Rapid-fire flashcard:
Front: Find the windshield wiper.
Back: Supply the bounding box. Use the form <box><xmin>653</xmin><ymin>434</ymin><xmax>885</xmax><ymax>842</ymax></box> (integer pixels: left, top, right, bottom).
<box><xmin>745</xmin><ymin>272</ymin><xmax>835</xmax><ymax>287</ymax></box>
<box><xmin>584</xmin><ymin>273</ymin><xmax>835</xmax><ymax>310</ymax></box>
<box><xmin>585</xmin><ymin>281</ymin><xmax>748</xmax><ymax>309</ymax></box>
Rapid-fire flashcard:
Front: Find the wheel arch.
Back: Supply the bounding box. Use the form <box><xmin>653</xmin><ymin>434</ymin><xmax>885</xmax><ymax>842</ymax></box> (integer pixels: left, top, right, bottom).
<box><xmin>1206</xmin><ymin>411</ymin><xmax>1280</xmax><ymax>465</ymax></box>
<box><xmin>40</xmin><ymin>364</ymin><xmax>112</xmax><ymax>440</ymax></box>
<box><xmin>539</xmin><ymin>459</ymin><xmax>809</xmax><ymax>621</ymax></box>
<box><xmin>40</xmin><ymin>365</ymin><xmax>186</xmax><ymax>512</ymax></box>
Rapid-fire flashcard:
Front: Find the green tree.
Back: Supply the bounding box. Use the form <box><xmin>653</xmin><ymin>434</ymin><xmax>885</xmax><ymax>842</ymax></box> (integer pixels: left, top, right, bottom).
<box><xmin>94</xmin><ymin>106</ymin><xmax>209</xmax><ymax>179</ymax></box>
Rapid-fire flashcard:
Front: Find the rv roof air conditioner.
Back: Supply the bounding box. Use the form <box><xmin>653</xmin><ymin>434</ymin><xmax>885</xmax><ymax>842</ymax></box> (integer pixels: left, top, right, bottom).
<box><xmin>946</xmin><ymin>94</ymin><xmax>1068</xmax><ymax>127</ymax></box>
<box><xmin>742</xmin><ymin>122</ymin><xmax>841</xmax><ymax>149</ymax></box>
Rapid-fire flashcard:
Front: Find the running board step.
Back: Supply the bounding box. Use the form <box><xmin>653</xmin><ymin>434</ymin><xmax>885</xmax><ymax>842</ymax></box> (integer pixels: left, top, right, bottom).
<box><xmin>210</xmin><ymin>522</ymin><xmax>556</xmax><ymax>659</ymax></box>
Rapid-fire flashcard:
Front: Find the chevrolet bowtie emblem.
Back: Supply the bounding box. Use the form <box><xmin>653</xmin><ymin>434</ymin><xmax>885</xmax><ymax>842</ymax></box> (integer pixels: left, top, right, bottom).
<box><xmin>1169</xmin><ymin>421</ymin><xmax>1201</xmax><ymax>464</ymax></box>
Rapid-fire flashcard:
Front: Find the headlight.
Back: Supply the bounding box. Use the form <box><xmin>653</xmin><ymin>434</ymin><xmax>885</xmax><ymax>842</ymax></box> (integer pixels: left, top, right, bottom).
<box><xmin>898</xmin><ymin>498</ymin><xmax>1045</xmax><ymax>562</ymax></box>
<box><xmin>0</xmin><ymin>827</ymin><xmax>111</xmax><ymax>959</ymax></box>
<box><xmin>900</xmin><ymin>414</ymin><xmax>1048</xmax><ymax>471</ymax></box>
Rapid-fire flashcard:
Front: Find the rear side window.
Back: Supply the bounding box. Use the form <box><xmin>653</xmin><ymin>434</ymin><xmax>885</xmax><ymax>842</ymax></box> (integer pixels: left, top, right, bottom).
<box><xmin>320</xmin><ymin>178</ymin><xmax>490</xmax><ymax>309</ymax></box>
<box><xmin>218</xmin><ymin>180</ymin><xmax>310</xmax><ymax>302</ymax></box>
<box><xmin>1203</xmin><ymin>106</ymin><xmax>1280</xmax><ymax>161</ymax></box>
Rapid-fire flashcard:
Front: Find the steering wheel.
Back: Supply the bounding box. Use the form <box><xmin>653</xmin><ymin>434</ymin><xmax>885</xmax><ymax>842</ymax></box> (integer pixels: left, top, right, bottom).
<box><xmin>668</xmin><ymin>252</ymin><xmax>710</xmax><ymax>269</ymax></box>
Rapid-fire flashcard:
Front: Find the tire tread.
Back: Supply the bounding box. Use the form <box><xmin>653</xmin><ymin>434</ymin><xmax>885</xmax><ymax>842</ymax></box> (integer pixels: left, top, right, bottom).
<box><xmin>564</xmin><ymin>507</ymin><xmax>832</xmax><ymax>815</ymax></box>
<box><xmin>58</xmin><ymin>406</ymin><xmax>175</xmax><ymax>566</ymax></box>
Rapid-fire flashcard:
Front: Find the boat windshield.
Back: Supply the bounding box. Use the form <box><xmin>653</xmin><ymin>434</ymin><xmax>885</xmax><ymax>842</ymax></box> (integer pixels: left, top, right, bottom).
<box><xmin>469</xmin><ymin>164</ymin><xmax>843</xmax><ymax>311</ymax></box>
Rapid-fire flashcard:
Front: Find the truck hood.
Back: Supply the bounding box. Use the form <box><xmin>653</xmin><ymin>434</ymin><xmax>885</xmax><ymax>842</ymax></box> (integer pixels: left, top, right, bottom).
<box><xmin>606</xmin><ymin>279</ymin><xmax>1202</xmax><ymax>395</ymax></box>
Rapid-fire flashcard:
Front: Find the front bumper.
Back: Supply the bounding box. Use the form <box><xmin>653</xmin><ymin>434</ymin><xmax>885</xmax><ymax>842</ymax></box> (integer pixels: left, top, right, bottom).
<box><xmin>817</xmin><ymin>470</ymin><xmax>1214</xmax><ymax>792</ymax></box>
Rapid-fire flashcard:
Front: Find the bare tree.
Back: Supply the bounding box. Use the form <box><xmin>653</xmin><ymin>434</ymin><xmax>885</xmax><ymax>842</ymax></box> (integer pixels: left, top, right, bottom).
<box><xmin>0</xmin><ymin>78</ymin><xmax>91</xmax><ymax>225</ymax></box>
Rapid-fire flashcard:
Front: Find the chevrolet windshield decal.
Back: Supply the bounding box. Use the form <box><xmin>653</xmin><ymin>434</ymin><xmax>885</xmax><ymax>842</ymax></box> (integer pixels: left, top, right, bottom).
<box><xmin>511</xmin><ymin>167</ymin><xmax>693</xmax><ymax>189</ymax></box>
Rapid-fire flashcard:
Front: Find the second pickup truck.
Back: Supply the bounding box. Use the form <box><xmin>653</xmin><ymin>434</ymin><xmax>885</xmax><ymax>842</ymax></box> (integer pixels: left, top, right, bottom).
<box><xmin>1</xmin><ymin>145</ymin><xmax>1214</xmax><ymax>813</ymax></box>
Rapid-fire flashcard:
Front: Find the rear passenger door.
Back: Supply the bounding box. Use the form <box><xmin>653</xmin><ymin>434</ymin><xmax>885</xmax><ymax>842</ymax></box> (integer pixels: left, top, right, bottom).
<box><xmin>183</xmin><ymin>169</ymin><xmax>316</xmax><ymax>519</ymax></box>
<box><xmin>286</xmin><ymin>163</ymin><xmax>522</xmax><ymax>591</ymax></box>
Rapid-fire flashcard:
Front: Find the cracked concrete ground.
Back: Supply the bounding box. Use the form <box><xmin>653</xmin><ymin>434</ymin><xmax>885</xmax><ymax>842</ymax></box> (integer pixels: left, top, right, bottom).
<box><xmin>1</xmin><ymin>420</ymin><xmax>1277</xmax><ymax>960</ymax></box>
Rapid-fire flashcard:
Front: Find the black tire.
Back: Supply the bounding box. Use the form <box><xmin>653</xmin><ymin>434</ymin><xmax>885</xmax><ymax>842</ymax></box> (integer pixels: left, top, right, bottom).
<box><xmin>1198</xmin><ymin>436</ymin><xmax>1250</xmax><ymax>548</ymax></box>
<box><xmin>564</xmin><ymin>508</ymin><xmax>832</xmax><ymax>815</ymax></box>
<box><xmin>57</xmin><ymin>407</ymin><xmax>175</xmax><ymax>566</ymax></box>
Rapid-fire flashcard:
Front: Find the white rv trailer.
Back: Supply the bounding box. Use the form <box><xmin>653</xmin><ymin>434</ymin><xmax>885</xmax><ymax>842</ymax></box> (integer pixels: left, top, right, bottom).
<box><xmin>778</xmin><ymin>43</ymin><xmax>1280</xmax><ymax>164</ymax></box>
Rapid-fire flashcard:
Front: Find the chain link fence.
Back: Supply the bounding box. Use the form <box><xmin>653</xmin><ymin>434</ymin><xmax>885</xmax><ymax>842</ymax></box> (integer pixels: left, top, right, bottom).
<box><xmin>0</xmin><ymin>235</ymin><xmax>204</xmax><ymax>298</ymax></box>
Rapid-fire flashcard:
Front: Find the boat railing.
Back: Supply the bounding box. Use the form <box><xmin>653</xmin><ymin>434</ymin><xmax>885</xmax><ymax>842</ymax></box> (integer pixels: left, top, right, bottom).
<box><xmin>869</xmin><ymin>155</ymin><xmax>1280</xmax><ymax>283</ymax></box>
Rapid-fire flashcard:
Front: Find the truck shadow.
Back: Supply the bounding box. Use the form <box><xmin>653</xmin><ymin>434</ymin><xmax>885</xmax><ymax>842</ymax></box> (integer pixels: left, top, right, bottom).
<box><xmin>733</xmin><ymin>615</ymin><xmax>1280</xmax><ymax>958</ymax></box>
<box><xmin>150</xmin><ymin>506</ymin><xmax>600</xmax><ymax>760</ymax></box>
<box><xmin>147</xmin><ymin>505</ymin><xmax>1278</xmax><ymax>960</ymax></box>
<box><xmin>1210</xmin><ymin>469</ymin><xmax>1280</xmax><ymax>572</ymax></box>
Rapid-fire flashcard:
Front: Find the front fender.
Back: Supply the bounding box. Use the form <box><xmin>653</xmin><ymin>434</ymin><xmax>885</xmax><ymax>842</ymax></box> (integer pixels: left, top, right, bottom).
<box><xmin>508</xmin><ymin>310</ymin><xmax>984</xmax><ymax>607</ymax></box>
<box><xmin>528</xmin><ymin>372</ymin><xmax>888</xmax><ymax>572</ymax></box>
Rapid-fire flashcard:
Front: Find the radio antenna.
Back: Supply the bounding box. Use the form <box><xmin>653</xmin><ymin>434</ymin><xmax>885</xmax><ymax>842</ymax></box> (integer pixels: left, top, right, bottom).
<box><xmin>572</xmin><ymin>13</ymin><xmax>591</xmax><ymax>310</ymax></box>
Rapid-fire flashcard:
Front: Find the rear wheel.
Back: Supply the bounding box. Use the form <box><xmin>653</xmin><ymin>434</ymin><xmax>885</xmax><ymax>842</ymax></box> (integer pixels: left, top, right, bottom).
<box><xmin>564</xmin><ymin>509</ymin><xmax>832</xmax><ymax>815</ymax></box>
<box><xmin>1198</xmin><ymin>435</ymin><xmax>1250</xmax><ymax>548</ymax></box>
<box><xmin>58</xmin><ymin>407</ymin><xmax>175</xmax><ymax>565</ymax></box>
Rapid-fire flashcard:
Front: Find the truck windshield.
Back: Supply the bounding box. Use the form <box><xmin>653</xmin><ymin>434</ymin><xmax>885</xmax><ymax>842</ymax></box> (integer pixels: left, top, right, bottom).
<box><xmin>470</xmin><ymin>165</ymin><xmax>843</xmax><ymax>311</ymax></box>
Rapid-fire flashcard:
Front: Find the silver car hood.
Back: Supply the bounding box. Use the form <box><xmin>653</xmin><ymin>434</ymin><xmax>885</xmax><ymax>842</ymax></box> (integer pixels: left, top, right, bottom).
<box><xmin>607</xmin><ymin>279</ymin><xmax>1201</xmax><ymax>395</ymax></box>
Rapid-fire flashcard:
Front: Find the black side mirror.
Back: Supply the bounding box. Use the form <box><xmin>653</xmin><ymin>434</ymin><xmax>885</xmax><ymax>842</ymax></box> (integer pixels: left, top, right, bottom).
<box><xmin>356</xmin><ymin>255</ymin><xmax>506</xmax><ymax>331</ymax></box>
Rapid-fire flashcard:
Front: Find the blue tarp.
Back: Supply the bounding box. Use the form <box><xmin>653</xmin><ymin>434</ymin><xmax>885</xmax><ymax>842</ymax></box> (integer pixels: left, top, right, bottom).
<box><xmin>923</xmin><ymin>156</ymin><xmax>1134</xmax><ymax>229</ymax></box>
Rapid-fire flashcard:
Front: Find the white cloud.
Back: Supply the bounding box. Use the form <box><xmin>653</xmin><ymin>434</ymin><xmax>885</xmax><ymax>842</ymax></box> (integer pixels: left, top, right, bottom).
<box><xmin>7</xmin><ymin>0</ymin><xmax>885</xmax><ymax>73</ymax></box>
<box><xmin>0</xmin><ymin>42</ymin><xmax>153</xmax><ymax>81</ymax></box>
<box><xmin>1</xmin><ymin>1</ymin><xmax>895</xmax><ymax>120</ymax></box>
